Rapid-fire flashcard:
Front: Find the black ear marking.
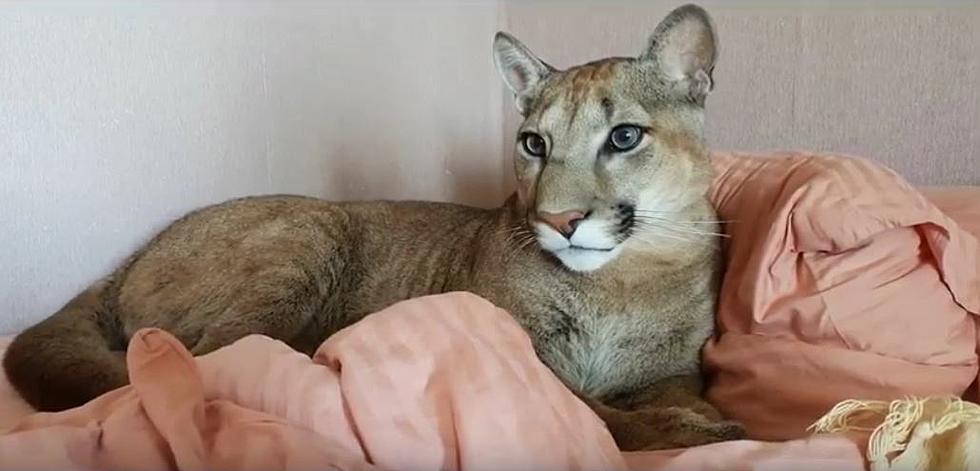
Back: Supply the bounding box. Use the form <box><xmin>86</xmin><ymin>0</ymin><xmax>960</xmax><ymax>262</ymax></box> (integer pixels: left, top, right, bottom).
<box><xmin>600</xmin><ymin>97</ymin><xmax>615</xmax><ymax>121</ymax></box>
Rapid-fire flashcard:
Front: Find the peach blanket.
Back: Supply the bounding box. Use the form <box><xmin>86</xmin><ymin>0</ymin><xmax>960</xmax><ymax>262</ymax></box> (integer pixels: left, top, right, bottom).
<box><xmin>0</xmin><ymin>293</ymin><xmax>866</xmax><ymax>471</ymax></box>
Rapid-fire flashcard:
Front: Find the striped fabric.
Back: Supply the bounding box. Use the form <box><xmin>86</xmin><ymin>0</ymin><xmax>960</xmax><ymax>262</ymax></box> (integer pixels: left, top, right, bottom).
<box><xmin>0</xmin><ymin>291</ymin><xmax>872</xmax><ymax>470</ymax></box>
<box><xmin>0</xmin><ymin>293</ymin><xmax>627</xmax><ymax>470</ymax></box>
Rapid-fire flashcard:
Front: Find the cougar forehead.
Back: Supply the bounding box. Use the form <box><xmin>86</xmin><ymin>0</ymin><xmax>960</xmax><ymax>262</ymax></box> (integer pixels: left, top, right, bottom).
<box><xmin>537</xmin><ymin>58</ymin><xmax>627</xmax><ymax>112</ymax></box>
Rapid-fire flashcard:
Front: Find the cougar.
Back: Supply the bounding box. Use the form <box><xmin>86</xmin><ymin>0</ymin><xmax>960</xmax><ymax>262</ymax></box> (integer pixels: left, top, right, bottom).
<box><xmin>4</xmin><ymin>4</ymin><xmax>743</xmax><ymax>450</ymax></box>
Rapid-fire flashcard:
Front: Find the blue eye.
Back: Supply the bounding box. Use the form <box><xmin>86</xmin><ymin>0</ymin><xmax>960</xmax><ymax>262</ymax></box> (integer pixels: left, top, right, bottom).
<box><xmin>521</xmin><ymin>132</ymin><xmax>547</xmax><ymax>157</ymax></box>
<box><xmin>608</xmin><ymin>125</ymin><xmax>643</xmax><ymax>152</ymax></box>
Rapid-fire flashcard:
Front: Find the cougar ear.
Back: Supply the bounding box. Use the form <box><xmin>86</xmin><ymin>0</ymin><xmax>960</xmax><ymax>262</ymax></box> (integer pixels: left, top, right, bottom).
<box><xmin>640</xmin><ymin>4</ymin><xmax>718</xmax><ymax>102</ymax></box>
<box><xmin>493</xmin><ymin>31</ymin><xmax>555</xmax><ymax>114</ymax></box>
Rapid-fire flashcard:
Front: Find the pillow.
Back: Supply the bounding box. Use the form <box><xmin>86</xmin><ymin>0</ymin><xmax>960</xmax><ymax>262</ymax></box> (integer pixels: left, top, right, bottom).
<box><xmin>703</xmin><ymin>151</ymin><xmax>980</xmax><ymax>441</ymax></box>
<box><xmin>923</xmin><ymin>187</ymin><xmax>980</xmax><ymax>240</ymax></box>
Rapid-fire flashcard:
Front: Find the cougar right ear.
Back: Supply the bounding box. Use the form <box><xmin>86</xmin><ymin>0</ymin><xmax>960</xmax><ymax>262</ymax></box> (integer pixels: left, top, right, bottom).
<box><xmin>493</xmin><ymin>32</ymin><xmax>554</xmax><ymax>115</ymax></box>
<box><xmin>640</xmin><ymin>4</ymin><xmax>718</xmax><ymax>103</ymax></box>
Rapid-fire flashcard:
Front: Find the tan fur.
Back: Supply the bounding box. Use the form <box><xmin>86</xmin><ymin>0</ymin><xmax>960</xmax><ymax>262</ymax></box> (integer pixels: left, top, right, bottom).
<box><xmin>3</xmin><ymin>4</ymin><xmax>743</xmax><ymax>450</ymax></box>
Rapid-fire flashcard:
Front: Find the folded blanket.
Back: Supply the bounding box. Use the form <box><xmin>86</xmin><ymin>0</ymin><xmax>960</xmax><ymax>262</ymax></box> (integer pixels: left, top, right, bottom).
<box><xmin>0</xmin><ymin>292</ymin><xmax>866</xmax><ymax>471</ymax></box>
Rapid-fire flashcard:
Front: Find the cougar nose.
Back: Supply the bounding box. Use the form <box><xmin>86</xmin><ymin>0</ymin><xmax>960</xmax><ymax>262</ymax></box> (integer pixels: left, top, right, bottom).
<box><xmin>538</xmin><ymin>210</ymin><xmax>588</xmax><ymax>239</ymax></box>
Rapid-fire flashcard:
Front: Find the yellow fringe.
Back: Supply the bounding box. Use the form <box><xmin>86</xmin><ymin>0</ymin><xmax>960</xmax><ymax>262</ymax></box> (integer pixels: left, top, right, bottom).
<box><xmin>810</xmin><ymin>396</ymin><xmax>980</xmax><ymax>471</ymax></box>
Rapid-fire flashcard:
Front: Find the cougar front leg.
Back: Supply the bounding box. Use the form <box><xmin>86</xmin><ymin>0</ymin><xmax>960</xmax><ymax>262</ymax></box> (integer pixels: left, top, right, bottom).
<box><xmin>582</xmin><ymin>375</ymin><xmax>745</xmax><ymax>451</ymax></box>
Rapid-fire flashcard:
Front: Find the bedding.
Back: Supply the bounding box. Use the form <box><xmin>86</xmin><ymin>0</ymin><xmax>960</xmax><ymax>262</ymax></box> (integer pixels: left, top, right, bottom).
<box><xmin>0</xmin><ymin>293</ymin><xmax>868</xmax><ymax>471</ymax></box>
<box><xmin>0</xmin><ymin>336</ymin><xmax>30</xmax><ymax>432</ymax></box>
<box><xmin>0</xmin><ymin>152</ymin><xmax>978</xmax><ymax>470</ymax></box>
<box><xmin>705</xmin><ymin>152</ymin><xmax>980</xmax><ymax>441</ymax></box>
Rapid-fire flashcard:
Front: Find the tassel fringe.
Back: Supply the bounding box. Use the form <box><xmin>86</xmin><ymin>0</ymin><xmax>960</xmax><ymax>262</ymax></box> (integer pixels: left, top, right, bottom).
<box><xmin>810</xmin><ymin>396</ymin><xmax>980</xmax><ymax>471</ymax></box>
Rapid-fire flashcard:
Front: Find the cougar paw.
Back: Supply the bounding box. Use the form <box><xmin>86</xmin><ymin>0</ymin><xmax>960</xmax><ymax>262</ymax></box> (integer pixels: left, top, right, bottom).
<box><xmin>630</xmin><ymin>408</ymin><xmax>746</xmax><ymax>451</ymax></box>
<box><xmin>652</xmin><ymin>415</ymin><xmax>746</xmax><ymax>450</ymax></box>
<box><xmin>697</xmin><ymin>419</ymin><xmax>747</xmax><ymax>443</ymax></box>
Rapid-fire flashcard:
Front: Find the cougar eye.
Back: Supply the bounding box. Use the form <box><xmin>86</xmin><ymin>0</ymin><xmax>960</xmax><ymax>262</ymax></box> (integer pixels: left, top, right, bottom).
<box><xmin>521</xmin><ymin>132</ymin><xmax>547</xmax><ymax>157</ymax></box>
<box><xmin>608</xmin><ymin>125</ymin><xmax>643</xmax><ymax>152</ymax></box>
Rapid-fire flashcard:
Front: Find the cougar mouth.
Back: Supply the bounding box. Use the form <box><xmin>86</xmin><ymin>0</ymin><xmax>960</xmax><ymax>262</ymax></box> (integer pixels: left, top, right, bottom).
<box><xmin>565</xmin><ymin>244</ymin><xmax>617</xmax><ymax>252</ymax></box>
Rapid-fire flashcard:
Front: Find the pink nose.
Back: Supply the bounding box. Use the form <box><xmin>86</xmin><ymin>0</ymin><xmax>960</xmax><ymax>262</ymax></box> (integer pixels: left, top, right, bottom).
<box><xmin>537</xmin><ymin>210</ymin><xmax>587</xmax><ymax>238</ymax></box>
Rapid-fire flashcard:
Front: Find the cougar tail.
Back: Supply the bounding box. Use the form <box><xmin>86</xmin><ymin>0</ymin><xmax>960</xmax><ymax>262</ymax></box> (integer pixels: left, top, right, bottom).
<box><xmin>2</xmin><ymin>278</ymin><xmax>129</xmax><ymax>412</ymax></box>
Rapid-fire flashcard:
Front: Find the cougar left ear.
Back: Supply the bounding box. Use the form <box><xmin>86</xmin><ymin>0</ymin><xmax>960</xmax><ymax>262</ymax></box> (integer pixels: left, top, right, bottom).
<box><xmin>640</xmin><ymin>4</ymin><xmax>718</xmax><ymax>102</ymax></box>
<box><xmin>493</xmin><ymin>31</ymin><xmax>555</xmax><ymax>114</ymax></box>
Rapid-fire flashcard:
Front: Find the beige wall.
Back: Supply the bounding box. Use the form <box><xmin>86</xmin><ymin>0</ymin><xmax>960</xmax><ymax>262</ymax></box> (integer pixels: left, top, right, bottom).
<box><xmin>1</xmin><ymin>0</ymin><xmax>978</xmax><ymax>333</ymax></box>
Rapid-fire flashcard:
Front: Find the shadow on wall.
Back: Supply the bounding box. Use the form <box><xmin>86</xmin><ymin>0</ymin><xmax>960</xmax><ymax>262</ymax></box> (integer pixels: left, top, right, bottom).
<box><xmin>321</xmin><ymin>115</ymin><xmax>510</xmax><ymax>208</ymax></box>
<box><xmin>319</xmin><ymin>147</ymin><xmax>511</xmax><ymax>208</ymax></box>
<box><xmin>444</xmin><ymin>113</ymin><xmax>513</xmax><ymax>208</ymax></box>
<box><xmin>446</xmin><ymin>147</ymin><xmax>513</xmax><ymax>208</ymax></box>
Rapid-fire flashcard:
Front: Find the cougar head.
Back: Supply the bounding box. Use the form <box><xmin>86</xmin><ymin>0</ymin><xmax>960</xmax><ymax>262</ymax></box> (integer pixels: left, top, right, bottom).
<box><xmin>493</xmin><ymin>4</ymin><xmax>718</xmax><ymax>272</ymax></box>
